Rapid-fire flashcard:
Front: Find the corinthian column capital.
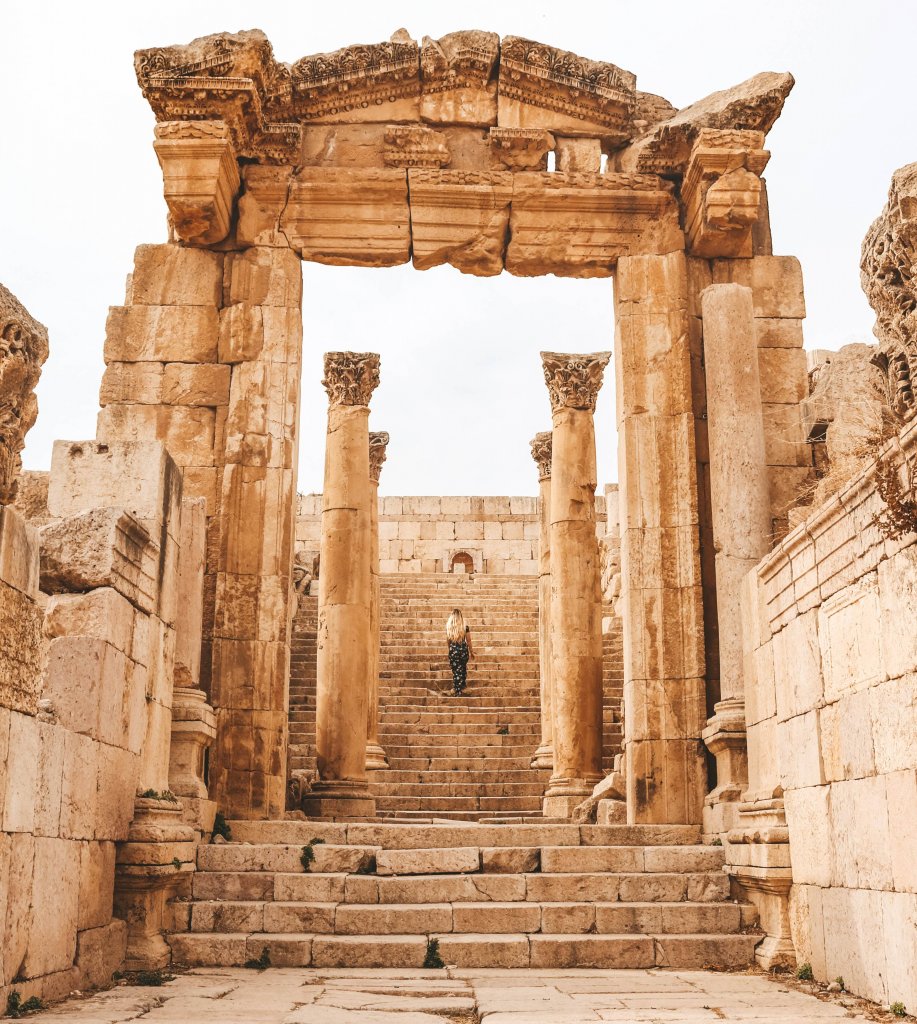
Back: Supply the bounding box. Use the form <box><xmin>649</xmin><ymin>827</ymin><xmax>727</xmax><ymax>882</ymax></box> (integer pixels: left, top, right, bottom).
<box><xmin>322</xmin><ymin>351</ymin><xmax>381</xmax><ymax>407</ymax></box>
<box><xmin>530</xmin><ymin>431</ymin><xmax>553</xmax><ymax>479</ymax></box>
<box><xmin>369</xmin><ymin>431</ymin><xmax>390</xmax><ymax>482</ymax></box>
<box><xmin>541</xmin><ymin>351</ymin><xmax>611</xmax><ymax>413</ymax></box>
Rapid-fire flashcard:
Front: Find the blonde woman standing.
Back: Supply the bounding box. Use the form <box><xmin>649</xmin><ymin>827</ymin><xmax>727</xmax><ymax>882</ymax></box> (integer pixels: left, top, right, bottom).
<box><xmin>445</xmin><ymin>608</ymin><xmax>474</xmax><ymax>696</ymax></box>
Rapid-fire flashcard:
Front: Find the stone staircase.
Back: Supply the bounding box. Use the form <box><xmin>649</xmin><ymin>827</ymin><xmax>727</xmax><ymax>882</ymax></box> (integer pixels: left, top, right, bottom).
<box><xmin>167</xmin><ymin>820</ymin><xmax>760</xmax><ymax>968</ymax></box>
<box><xmin>288</xmin><ymin>572</ymin><xmax>623</xmax><ymax>821</ymax></box>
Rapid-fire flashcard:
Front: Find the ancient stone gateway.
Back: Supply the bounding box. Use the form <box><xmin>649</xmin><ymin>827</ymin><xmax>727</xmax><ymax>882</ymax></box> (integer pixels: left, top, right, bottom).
<box><xmin>107</xmin><ymin>27</ymin><xmax>810</xmax><ymax>829</ymax></box>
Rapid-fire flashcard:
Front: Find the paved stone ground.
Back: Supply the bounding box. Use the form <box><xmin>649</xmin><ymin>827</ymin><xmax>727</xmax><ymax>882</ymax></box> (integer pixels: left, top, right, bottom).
<box><xmin>21</xmin><ymin>967</ymin><xmax>885</xmax><ymax>1022</ymax></box>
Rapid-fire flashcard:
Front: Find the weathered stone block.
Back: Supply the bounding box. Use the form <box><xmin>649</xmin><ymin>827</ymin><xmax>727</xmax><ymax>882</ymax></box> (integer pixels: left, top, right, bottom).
<box><xmin>20</xmin><ymin>837</ymin><xmax>80</xmax><ymax>979</ymax></box>
<box><xmin>161</xmin><ymin>363</ymin><xmax>231</xmax><ymax>407</ymax></box>
<box><xmin>97</xmin><ymin>404</ymin><xmax>215</xmax><ymax>468</ymax></box>
<box><xmin>78</xmin><ymin>841</ymin><xmax>117</xmax><ymax>930</ymax></box>
<box><xmin>0</xmin><ymin>506</ymin><xmax>39</xmax><ymax>597</ymax></box>
<box><xmin>75</xmin><ymin>919</ymin><xmax>127</xmax><ymax>990</ymax></box>
<box><xmin>45</xmin><ymin>588</ymin><xmax>136</xmax><ymax>657</ymax></box>
<box><xmin>129</xmin><ymin>244</ymin><xmax>223</xmax><ymax>306</ymax></box>
<box><xmin>0</xmin><ymin>577</ymin><xmax>43</xmax><ymax>715</ymax></box>
<box><xmin>3</xmin><ymin>712</ymin><xmax>39</xmax><ymax>832</ymax></box>
<box><xmin>99</xmin><ymin>362</ymin><xmax>164</xmax><ymax>405</ymax></box>
<box><xmin>104</xmin><ymin>306</ymin><xmax>219</xmax><ymax>364</ymax></box>
<box><xmin>758</xmin><ymin>347</ymin><xmax>807</xmax><ymax>405</ymax></box>
<box><xmin>224</xmin><ymin>248</ymin><xmax>303</xmax><ymax>308</ymax></box>
<box><xmin>755</xmin><ymin>317</ymin><xmax>804</xmax><ymax>349</ymax></box>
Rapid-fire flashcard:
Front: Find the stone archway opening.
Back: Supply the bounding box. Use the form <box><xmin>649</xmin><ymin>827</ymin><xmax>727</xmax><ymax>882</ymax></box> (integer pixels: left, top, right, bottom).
<box><xmin>108</xmin><ymin>25</ymin><xmax>809</xmax><ymax>830</ymax></box>
<box><xmin>450</xmin><ymin>551</ymin><xmax>475</xmax><ymax>573</ymax></box>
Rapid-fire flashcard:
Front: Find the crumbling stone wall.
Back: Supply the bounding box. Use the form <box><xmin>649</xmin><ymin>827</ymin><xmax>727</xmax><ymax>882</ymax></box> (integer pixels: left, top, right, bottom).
<box><xmin>738</xmin><ymin>423</ymin><xmax>917</xmax><ymax>1007</ymax></box>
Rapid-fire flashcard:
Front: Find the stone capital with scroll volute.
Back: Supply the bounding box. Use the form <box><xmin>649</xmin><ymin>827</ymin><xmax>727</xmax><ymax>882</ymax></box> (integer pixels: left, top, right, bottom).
<box><xmin>541</xmin><ymin>351</ymin><xmax>611</xmax><ymax>413</ymax></box>
<box><xmin>369</xmin><ymin>431</ymin><xmax>390</xmax><ymax>482</ymax></box>
<box><xmin>530</xmin><ymin>431</ymin><xmax>553</xmax><ymax>479</ymax></box>
<box><xmin>322</xmin><ymin>352</ymin><xmax>381</xmax><ymax>408</ymax></box>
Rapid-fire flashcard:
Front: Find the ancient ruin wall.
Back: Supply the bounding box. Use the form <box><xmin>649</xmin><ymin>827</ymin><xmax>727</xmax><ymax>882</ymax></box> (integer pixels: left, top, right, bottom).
<box><xmin>296</xmin><ymin>493</ymin><xmax>608</xmax><ymax>575</ymax></box>
<box><xmin>738</xmin><ymin>422</ymin><xmax>917</xmax><ymax>1008</ymax></box>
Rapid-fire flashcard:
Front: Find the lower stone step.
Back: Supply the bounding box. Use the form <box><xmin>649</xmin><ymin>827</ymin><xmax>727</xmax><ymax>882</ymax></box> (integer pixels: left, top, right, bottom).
<box><xmin>168</xmin><ymin>931</ymin><xmax>760</xmax><ymax>969</ymax></box>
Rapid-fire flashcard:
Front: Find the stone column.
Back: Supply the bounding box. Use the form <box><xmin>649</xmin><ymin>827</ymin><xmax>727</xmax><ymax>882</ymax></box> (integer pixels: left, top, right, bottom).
<box><xmin>700</xmin><ymin>284</ymin><xmax>771</xmax><ymax>834</ymax></box>
<box><xmin>529</xmin><ymin>431</ymin><xmax>554</xmax><ymax>770</ymax></box>
<box><xmin>366</xmin><ymin>430</ymin><xmax>390</xmax><ymax>771</ymax></box>
<box><xmin>302</xmin><ymin>352</ymin><xmax>380</xmax><ymax>818</ymax></box>
<box><xmin>615</xmin><ymin>251</ymin><xmax>708</xmax><ymax>825</ymax></box>
<box><xmin>540</xmin><ymin>352</ymin><xmax>609</xmax><ymax>817</ymax></box>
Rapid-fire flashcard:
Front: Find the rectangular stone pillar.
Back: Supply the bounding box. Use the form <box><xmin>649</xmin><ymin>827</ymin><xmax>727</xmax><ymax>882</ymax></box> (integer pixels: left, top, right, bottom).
<box><xmin>614</xmin><ymin>251</ymin><xmax>707</xmax><ymax>825</ymax></box>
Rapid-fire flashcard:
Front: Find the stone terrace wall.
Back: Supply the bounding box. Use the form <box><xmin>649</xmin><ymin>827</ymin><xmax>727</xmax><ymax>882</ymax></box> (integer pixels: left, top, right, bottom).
<box><xmin>738</xmin><ymin>423</ymin><xmax>917</xmax><ymax>1008</ymax></box>
<box><xmin>296</xmin><ymin>493</ymin><xmax>608</xmax><ymax>575</ymax></box>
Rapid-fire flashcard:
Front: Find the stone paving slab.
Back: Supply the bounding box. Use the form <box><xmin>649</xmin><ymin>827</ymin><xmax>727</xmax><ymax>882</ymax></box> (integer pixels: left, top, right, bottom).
<box><xmin>22</xmin><ymin>967</ymin><xmax>879</xmax><ymax>1023</ymax></box>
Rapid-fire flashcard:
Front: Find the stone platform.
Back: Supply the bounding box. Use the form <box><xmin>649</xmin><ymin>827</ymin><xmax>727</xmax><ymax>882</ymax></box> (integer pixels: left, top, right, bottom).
<box><xmin>22</xmin><ymin>967</ymin><xmax>875</xmax><ymax>1022</ymax></box>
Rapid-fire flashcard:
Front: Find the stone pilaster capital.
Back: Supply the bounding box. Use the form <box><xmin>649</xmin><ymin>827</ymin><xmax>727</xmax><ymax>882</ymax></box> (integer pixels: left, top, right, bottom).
<box><xmin>322</xmin><ymin>351</ymin><xmax>380</xmax><ymax>407</ymax></box>
<box><xmin>530</xmin><ymin>431</ymin><xmax>552</xmax><ymax>479</ymax></box>
<box><xmin>369</xmin><ymin>431</ymin><xmax>390</xmax><ymax>482</ymax></box>
<box><xmin>540</xmin><ymin>351</ymin><xmax>610</xmax><ymax>413</ymax></box>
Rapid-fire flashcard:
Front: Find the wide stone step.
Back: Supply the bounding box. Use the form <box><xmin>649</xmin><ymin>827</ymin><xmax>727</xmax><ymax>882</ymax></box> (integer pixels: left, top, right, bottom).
<box><xmin>374</xmin><ymin>796</ymin><xmax>543</xmax><ymax>813</ymax></box>
<box><xmin>168</xmin><ymin>931</ymin><xmax>758</xmax><ymax>969</ymax></box>
<box><xmin>379</xmin><ymin>769</ymin><xmax>547</xmax><ymax>784</ymax></box>
<box><xmin>222</xmin><ymin>822</ymin><xmax>702</xmax><ymax>847</ymax></box>
<box><xmin>186</xmin><ymin>898</ymin><xmax>746</xmax><ymax>936</ymax></box>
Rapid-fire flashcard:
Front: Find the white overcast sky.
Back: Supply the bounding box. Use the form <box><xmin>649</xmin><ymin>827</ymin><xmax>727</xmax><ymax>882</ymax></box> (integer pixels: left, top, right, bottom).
<box><xmin>2</xmin><ymin>1</ymin><xmax>914</xmax><ymax>496</ymax></box>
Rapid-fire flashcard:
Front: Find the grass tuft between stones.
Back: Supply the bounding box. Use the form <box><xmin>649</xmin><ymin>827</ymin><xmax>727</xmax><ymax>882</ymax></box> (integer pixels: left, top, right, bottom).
<box><xmin>795</xmin><ymin>962</ymin><xmax>814</xmax><ymax>981</ymax></box>
<box><xmin>211</xmin><ymin>811</ymin><xmax>232</xmax><ymax>842</ymax></box>
<box><xmin>5</xmin><ymin>992</ymin><xmax>46</xmax><ymax>1018</ymax></box>
<box><xmin>244</xmin><ymin>947</ymin><xmax>272</xmax><ymax>971</ymax></box>
<box><xmin>890</xmin><ymin>1002</ymin><xmax>907</xmax><ymax>1018</ymax></box>
<box><xmin>423</xmin><ymin>937</ymin><xmax>446</xmax><ymax>969</ymax></box>
<box><xmin>300</xmin><ymin>837</ymin><xmax>326</xmax><ymax>871</ymax></box>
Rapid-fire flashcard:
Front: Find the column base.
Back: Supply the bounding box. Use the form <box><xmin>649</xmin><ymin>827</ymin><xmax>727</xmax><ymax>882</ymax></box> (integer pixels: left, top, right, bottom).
<box><xmin>543</xmin><ymin>775</ymin><xmax>601</xmax><ymax>819</ymax></box>
<box><xmin>530</xmin><ymin>743</ymin><xmax>554</xmax><ymax>770</ymax></box>
<box><xmin>365</xmin><ymin>743</ymin><xmax>389</xmax><ymax>771</ymax></box>
<box><xmin>301</xmin><ymin>779</ymin><xmax>376</xmax><ymax>819</ymax></box>
<box><xmin>702</xmin><ymin>697</ymin><xmax>748</xmax><ymax>836</ymax></box>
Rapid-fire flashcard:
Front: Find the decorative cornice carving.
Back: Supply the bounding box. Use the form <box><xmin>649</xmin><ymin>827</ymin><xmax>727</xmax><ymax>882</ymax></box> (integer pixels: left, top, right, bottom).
<box><xmin>0</xmin><ymin>285</ymin><xmax>49</xmax><ymax>505</ymax></box>
<box><xmin>530</xmin><ymin>431</ymin><xmax>552</xmax><ymax>478</ymax></box>
<box><xmin>541</xmin><ymin>351</ymin><xmax>611</xmax><ymax>413</ymax></box>
<box><xmin>861</xmin><ymin>162</ymin><xmax>917</xmax><ymax>423</ymax></box>
<box><xmin>322</xmin><ymin>352</ymin><xmax>381</xmax><ymax>407</ymax></box>
<box><xmin>499</xmin><ymin>36</ymin><xmax>635</xmax><ymax>137</ymax></box>
<box><xmin>290</xmin><ymin>36</ymin><xmax>420</xmax><ymax>121</ymax></box>
<box><xmin>420</xmin><ymin>31</ymin><xmax>499</xmax><ymax>94</ymax></box>
<box><xmin>369</xmin><ymin>431</ymin><xmax>390</xmax><ymax>482</ymax></box>
<box><xmin>384</xmin><ymin>126</ymin><xmax>450</xmax><ymax>168</ymax></box>
<box><xmin>134</xmin><ymin>30</ymin><xmax>301</xmax><ymax>163</ymax></box>
<box><xmin>488</xmin><ymin>127</ymin><xmax>554</xmax><ymax>170</ymax></box>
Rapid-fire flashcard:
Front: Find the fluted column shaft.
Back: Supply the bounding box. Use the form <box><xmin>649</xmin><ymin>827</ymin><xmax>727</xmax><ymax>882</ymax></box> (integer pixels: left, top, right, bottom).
<box><xmin>530</xmin><ymin>432</ymin><xmax>554</xmax><ymax>771</ymax></box>
<box><xmin>541</xmin><ymin>352</ymin><xmax>610</xmax><ymax>817</ymax></box>
<box><xmin>366</xmin><ymin>431</ymin><xmax>390</xmax><ymax>771</ymax></box>
<box><xmin>303</xmin><ymin>352</ymin><xmax>379</xmax><ymax>818</ymax></box>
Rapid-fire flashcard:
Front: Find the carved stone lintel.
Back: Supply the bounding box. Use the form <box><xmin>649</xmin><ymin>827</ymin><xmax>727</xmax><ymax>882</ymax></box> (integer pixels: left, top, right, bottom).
<box><xmin>530</xmin><ymin>430</ymin><xmax>552</xmax><ymax>479</ymax></box>
<box><xmin>861</xmin><ymin>161</ymin><xmax>917</xmax><ymax>423</ymax></box>
<box><xmin>0</xmin><ymin>285</ymin><xmax>49</xmax><ymax>506</ymax></box>
<box><xmin>541</xmin><ymin>351</ymin><xmax>611</xmax><ymax>412</ymax></box>
<box><xmin>153</xmin><ymin>120</ymin><xmax>240</xmax><ymax>245</ymax></box>
<box><xmin>420</xmin><ymin>31</ymin><xmax>499</xmax><ymax>127</ymax></box>
<box><xmin>682</xmin><ymin>129</ymin><xmax>769</xmax><ymax>258</ymax></box>
<box><xmin>384</xmin><ymin>125</ymin><xmax>449</xmax><ymax>168</ymax></box>
<box><xmin>369</xmin><ymin>430</ymin><xmax>390</xmax><ymax>482</ymax></box>
<box><xmin>322</xmin><ymin>351</ymin><xmax>381</xmax><ymax>407</ymax></box>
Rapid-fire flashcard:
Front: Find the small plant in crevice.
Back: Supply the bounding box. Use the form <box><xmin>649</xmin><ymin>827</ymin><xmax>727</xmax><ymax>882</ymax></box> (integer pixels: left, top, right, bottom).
<box><xmin>796</xmin><ymin>962</ymin><xmax>814</xmax><ymax>981</ymax></box>
<box><xmin>872</xmin><ymin>444</ymin><xmax>917</xmax><ymax>541</ymax></box>
<box><xmin>138</xmin><ymin>789</ymin><xmax>178</xmax><ymax>803</ymax></box>
<box><xmin>834</xmin><ymin>977</ymin><xmax>845</xmax><ymax>991</ymax></box>
<box><xmin>244</xmin><ymin>947</ymin><xmax>272</xmax><ymax>971</ymax></box>
<box><xmin>172</xmin><ymin>857</ymin><xmax>182</xmax><ymax>870</ymax></box>
<box><xmin>211</xmin><ymin>811</ymin><xmax>232</xmax><ymax>842</ymax></box>
<box><xmin>496</xmin><ymin>725</ymin><xmax>509</xmax><ymax>736</ymax></box>
<box><xmin>134</xmin><ymin>969</ymin><xmax>174</xmax><ymax>987</ymax></box>
<box><xmin>890</xmin><ymin>1002</ymin><xmax>907</xmax><ymax>1018</ymax></box>
<box><xmin>5</xmin><ymin>992</ymin><xmax>46</xmax><ymax>1018</ymax></box>
<box><xmin>423</xmin><ymin>937</ymin><xmax>445</xmax><ymax>969</ymax></box>
<box><xmin>710</xmin><ymin>837</ymin><xmax>723</xmax><ymax>846</ymax></box>
<box><xmin>300</xmin><ymin>837</ymin><xmax>326</xmax><ymax>871</ymax></box>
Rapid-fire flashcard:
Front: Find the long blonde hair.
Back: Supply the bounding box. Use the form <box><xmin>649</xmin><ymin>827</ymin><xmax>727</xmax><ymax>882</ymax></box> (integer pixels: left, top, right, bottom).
<box><xmin>445</xmin><ymin>609</ymin><xmax>466</xmax><ymax>643</ymax></box>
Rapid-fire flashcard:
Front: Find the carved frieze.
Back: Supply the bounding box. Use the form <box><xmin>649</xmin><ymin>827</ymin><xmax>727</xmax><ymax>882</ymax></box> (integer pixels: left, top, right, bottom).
<box><xmin>369</xmin><ymin>431</ymin><xmax>390</xmax><ymax>482</ymax></box>
<box><xmin>541</xmin><ymin>351</ymin><xmax>611</xmax><ymax>413</ymax></box>
<box><xmin>861</xmin><ymin>162</ymin><xmax>917</xmax><ymax>423</ymax></box>
<box><xmin>383</xmin><ymin>125</ymin><xmax>450</xmax><ymax>168</ymax></box>
<box><xmin>498</xmin><ymin>37</ymin><xmax>636</xmax><ymax>140</ymax></box>
<box><xmin>681</xmin><ymin>128</ymin><xmax>769</xmax><ymax>258</ymax></box>
<box><xmin>0</xmin><ymin>285</ymin><xmax>49</xmax><ymax>505</ymax></box>
<box><xmin>322</xmin><ymin>352</ymin><xmax>381</xmax><ymax>407</ymax></box>
<box><xmin>488</xmin><ymin>127</ymin><xmax>554</xmax><ymax>171</ymax></box>
<box><xmin>291</xmin><ymin>34</ymin><xmax>421</xmax><ymax>123</ymax></box>
<box><xmin>530</xmin><ymin>430</ymin><xmax>553</xmax><ymax>478</ymax></box>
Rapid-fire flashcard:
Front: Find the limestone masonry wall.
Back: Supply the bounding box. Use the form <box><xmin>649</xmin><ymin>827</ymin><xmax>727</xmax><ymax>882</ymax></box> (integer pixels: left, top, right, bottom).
<box><xmin>737</xmin><ymin>421</ymin><xmax>917</xmax><ymax>1009</ymax></box>
<box><xmin>296</xmin><ymin>493</ymin><xmax>608</xmax><ymax>575</ymax></box>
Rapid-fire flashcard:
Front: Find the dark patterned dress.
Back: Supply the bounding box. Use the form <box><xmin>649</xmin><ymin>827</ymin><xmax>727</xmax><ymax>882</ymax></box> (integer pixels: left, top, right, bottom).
<box><xmin>448</xmin><ymin>628</ymin><xmax>470</xmax><ymax>695</ymax></box>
